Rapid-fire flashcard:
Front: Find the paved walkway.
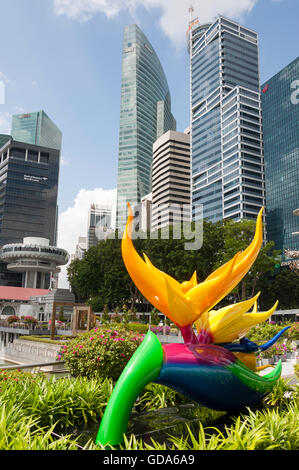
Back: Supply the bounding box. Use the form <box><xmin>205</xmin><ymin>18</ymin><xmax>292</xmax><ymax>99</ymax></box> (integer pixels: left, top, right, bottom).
<box><xmin>281</xmin><ymin>359</ymin><xmax>298</xmax><ymax>383</ymax></box>
<box><xmin>259</xmin><ymin>358</ymin><xmax>297</xmax><ymax>384</ymax></box>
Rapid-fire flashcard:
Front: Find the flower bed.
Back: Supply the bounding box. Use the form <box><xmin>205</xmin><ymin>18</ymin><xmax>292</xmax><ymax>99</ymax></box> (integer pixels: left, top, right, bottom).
<box><xmin>57</xmin><ymin>325</ymin><xmax>144</xmax><ymax>381</ymax></box>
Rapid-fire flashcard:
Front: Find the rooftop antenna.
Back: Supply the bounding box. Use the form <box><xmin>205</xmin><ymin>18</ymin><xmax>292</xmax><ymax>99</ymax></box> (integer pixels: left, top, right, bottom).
<box><xmin>189</xmin><ymin>4</ymin><xmax>194</xmax><ymax>23</ymax></box>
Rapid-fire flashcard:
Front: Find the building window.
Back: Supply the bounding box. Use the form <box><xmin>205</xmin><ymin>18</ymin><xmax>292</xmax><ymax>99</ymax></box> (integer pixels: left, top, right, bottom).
<box><xmin>28</xmin><ymin>150</ymin><xmax>39</xmax><ymax>162</ymax></box>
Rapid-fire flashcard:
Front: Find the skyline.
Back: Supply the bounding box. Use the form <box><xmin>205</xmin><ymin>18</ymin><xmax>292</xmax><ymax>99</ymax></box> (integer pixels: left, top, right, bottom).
<box><xmin>0</xmin><ymin>0</ymin><xmax>298</xmax><ymax>287</ymax></box>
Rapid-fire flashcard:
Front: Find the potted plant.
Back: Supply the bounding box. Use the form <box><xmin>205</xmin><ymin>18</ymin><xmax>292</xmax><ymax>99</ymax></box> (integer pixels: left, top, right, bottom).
<box><xmin>22</xmin><ymin>316</ymin><xmax>38</xmax><ymax>329</ymax></box>
<box><xmin>260</xmin><ymin>347</ymin><xmax>275</xmax><ymax>365</ymax></box>
<box><xmin>272</xmin><ymin>342</ymin><xmax>287</xmax><ymax>362</ymax></box>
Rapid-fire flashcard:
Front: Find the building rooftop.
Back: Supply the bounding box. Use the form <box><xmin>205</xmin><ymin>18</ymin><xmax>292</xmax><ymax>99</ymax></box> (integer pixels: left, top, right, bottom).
<box><xmin>0</xmin><ymin>286</ymin><xmax>50</xmax><ymax>302</ymax></box>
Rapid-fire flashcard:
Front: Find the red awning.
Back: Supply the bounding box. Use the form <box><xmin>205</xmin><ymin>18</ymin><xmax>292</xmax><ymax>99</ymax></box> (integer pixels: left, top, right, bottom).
<box><xmin>0</xmin><ymin>286</ymin><xmax>50</xmax><ymax>302</ymax></box>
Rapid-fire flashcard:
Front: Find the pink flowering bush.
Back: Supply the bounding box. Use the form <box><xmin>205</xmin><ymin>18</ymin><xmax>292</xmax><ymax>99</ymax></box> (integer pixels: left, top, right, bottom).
<box><xmin>57</xmin><ymin>324</ymin><xmax>144</xmax><ymax>381</ymax></box>
<box><xmin>21</xmin><ymin>316</ymin><xmax>38</xmax><ymax>324</ymax></box>
<box><xmin>7</xmin><ymin>315</ymin><xmax>20</xmax><ymax>324</ymax></box>
<box><xmin>287</xmin><ymin>323</ymin><xmax>299</xmax><ymax>341</ymax></box>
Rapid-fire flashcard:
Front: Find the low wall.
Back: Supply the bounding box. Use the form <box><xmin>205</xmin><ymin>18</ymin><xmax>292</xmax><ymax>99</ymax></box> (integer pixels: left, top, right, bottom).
<box><xmin>2</xmin><ymin>338</ymin><xmax>63</xmax><ymax>369</ymax></box>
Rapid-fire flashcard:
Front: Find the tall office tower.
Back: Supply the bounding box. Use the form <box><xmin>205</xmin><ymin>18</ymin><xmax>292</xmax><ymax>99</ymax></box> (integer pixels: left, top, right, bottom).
<box><xmin>87</xmin><ymin>204</ymin><xmax>112</xmax><ymax>249</ymax></box>
<box><xmin>11</xmin><ymin>110</ymin><xmax>62</xmax><ymax>151</ymax></box>
<box><xmin>0</xmin><ymin>139</ymin><xmax>60</xmax><ymax>286</ymax></box>
<box><xmin>188</xmin><ymin>16</ymin><xmax>265</xmax><ymax>222</ymax></box>
<box><xmin>141</xmin><ymin>193</ymin><xmax>152</xmax><ymax>232</ymax></box>
<box><xmin>116</xmin><ymin>24</ymin><xmax>176</xmax><ymax>229</ymax></box>
<box><xmin>262</xmin><ymin>57</ymin><xmax>299</xmax><ymax>254</ymax></box>
<box><xmin>152</xmin><ymin>130</ymin><xmax>191</xmax><ymax>230</ymax></box>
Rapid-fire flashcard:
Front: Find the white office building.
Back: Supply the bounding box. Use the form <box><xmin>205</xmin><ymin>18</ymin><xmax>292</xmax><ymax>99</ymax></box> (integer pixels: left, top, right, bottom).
<box><xmin>152</xmin><ymin>130</ymin><xmax>191</xmax><ymax>230</ymax></box>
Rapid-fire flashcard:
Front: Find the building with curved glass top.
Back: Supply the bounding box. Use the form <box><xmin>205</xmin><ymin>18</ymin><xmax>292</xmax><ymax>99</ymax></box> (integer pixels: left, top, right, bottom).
<box><xmin>261</xmin><ymin>57</ymin><xmax>299</xmax><ymax>256</ymax></box>
<box><xmin>188</xmin><ymin>16</ymin><xmax>265</xmax><ymax>223</ymax></box>
<box><xmin>116</xmin><ymin>24</ymin><xmax>176</xmax><ymax>229</ymax></box>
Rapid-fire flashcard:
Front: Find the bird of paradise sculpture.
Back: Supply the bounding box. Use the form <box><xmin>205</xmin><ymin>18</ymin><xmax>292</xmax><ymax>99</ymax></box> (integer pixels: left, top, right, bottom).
<box><xmin>96</xmin><ymin>204</ymin><xmax>288</xmax><ymax>447</ymax></box>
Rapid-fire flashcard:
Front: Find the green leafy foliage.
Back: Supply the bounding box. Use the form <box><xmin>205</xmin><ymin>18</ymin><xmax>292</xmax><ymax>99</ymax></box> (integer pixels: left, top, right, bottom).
<box><xmin>0</xmin><ymin>366</ymin><xmax>298</xmax><ymax>450</ymax></box>
<box><xmin>58</xmin><ymin>325</ymin><xmax>144</xmax><ymax>381</ymax></box>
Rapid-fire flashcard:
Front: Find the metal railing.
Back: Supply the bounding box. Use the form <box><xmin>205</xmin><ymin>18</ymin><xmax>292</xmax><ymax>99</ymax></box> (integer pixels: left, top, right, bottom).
<box><xmin>0</xmin><ymin>360</ymin><xmax>67</xmax><ymax>375</ymax></box>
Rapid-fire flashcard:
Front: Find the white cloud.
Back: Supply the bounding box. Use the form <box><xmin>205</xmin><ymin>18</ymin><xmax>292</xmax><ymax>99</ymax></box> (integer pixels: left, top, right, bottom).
<box><xmin>60</xmin><ymin>155</ymin><xmax>70</xmax><ymax>166</ymax></box>
<box><xmin>53</xmin><ymin>0</ymin><xmax>258</xmax><ymax>47</ymax></box>
<box><xmin>0</xmin><ymin>112</ymin><xmax>12</xmax><ymax>134</ymax></box>
<box><xmin>0</xmin><ymin>72</ymin><xmax>11</xmax><ymax>85</ymax></box>
<box><xmin>57</xmin><ymin>187</ymin><xmax>117</xmax><ymax>288</ymax></box>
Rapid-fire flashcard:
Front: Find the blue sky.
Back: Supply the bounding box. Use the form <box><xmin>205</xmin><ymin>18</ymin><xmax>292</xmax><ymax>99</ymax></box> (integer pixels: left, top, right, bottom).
<box><xmin>0</xmin><ymin>0</ymin><xmax>298</xmax><ymax>281</ymax></box>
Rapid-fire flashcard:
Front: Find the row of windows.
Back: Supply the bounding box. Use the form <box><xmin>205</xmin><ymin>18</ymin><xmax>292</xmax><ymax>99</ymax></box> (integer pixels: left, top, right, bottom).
<box><xmin>7</xmin><ymin>148</ymin><xmax>50</xmax><ymax>164</ymax></box>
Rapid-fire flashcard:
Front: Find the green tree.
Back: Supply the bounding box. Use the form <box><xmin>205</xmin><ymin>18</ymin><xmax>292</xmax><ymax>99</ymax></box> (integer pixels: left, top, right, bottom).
<box><xmin>214</xmin><ymin>218</ymin><xmax>280</xmax><ymax>302</ymax></box>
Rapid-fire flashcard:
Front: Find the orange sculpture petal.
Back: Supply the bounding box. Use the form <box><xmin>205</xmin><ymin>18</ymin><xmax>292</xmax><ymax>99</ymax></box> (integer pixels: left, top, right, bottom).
<box><xmin>181</xmin><ymin>271</ymin><xmax>197</xmax><ymax>294</ymax></box>
<box><xmin>203</xmin><ymin>207</ymin><xmax>263</xmax><ymax>302</ymax></box>
<box><xmin>185</xmin><ymin>252</ymin><xmax>241</xmax><ymax>319</ymax></box>
<box><xmin>122</xmin><ymin>203</ymin><xmax>176</xmax><ymax>317</ymax></box>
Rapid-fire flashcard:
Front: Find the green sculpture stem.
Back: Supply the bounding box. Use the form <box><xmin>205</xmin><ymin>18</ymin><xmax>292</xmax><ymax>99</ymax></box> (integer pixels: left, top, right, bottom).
<box><xmin>96</xmin><ymin>331</ymin><xmax>164</xmax><ymax>447</ymax></box>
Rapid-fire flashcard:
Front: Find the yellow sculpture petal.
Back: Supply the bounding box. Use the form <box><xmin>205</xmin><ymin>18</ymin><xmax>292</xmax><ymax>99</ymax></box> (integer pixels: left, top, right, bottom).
<box><xmin>181</xmin><ymin>272</ymin><xmax>197</xmax><ymax>294</ymax></box>
<box><xmin>122</xmin><ymin>203</ymin><xmax>174</xmax><ymax>317</ymax></box>
<box><xmin>164</xmin><ymin>277</ymin><xmax>196</xmax><ymax>326</ymax></box>
<box><xmin>237</xmin><ymin>300</ymin><xmax>279</xmax><ymax>338</ymax></box>
<box><xmin>195</xmin><ymin>294</ymin><xmax>259</xmax><ymax>342</ymax></box>
<box><xmin>207</xmin><ymin>293</ymin><xmax>260</xmax><ymax>342</ymax></box>
<box><xmin>210</xmin><ymin>300</ymin><xmax>279</xmax><ymax>344</ymax></box>
<box><xmin>185</xmin><ymin>252</ymin><xmax>241</xmax><ymax>318</ymax></box>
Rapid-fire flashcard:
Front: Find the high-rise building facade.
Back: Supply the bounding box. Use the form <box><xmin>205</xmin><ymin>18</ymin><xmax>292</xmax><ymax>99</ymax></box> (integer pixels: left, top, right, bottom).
<box><xmin>11</xmin><ymin>110</ymin><xmax>62</xmax><ymax>151</ymax></box>
<box><xmin>188</xmin><ymin>16</ymin><xmax>265</xmax><ymax>222</ymax></box>
<box><xmin>0</xmin><ymin>135</ymin><xmax>11</xmax><ymax>148</ymax></box>
<box><xmin>152</xmin><ymin>130</ymin><xmax>191</xmax><ymax>230</ymax></box>
<box><xmin>262</xmin><ymin>57</ymin><xmax>299</xmax><ymax>253</ymax></box>
<box><xmin>0</xmin><ymin>139</ymin><xmax>60</xmax><ymax>286</ymax></box>
<box><xmin>116</xmin><ymin>24</ymin><xmax>176</xmax><ymax>229</ymax></box>
<box><xmin>87</xmin><ymin>204</ymin><xmax>113</xmax><ymax>249</ymax></box>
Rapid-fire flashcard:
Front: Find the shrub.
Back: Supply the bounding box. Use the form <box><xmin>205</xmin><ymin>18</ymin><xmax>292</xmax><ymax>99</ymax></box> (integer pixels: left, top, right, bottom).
<box><xmin>7</xmin><ymin>315</ymin><xmax>20</xmax><ymax>324</ymax></box>
<box><xmin>0</xmin><ymin>369</ymin><xmax>38</xmax><ymax>385</ymax></box>
<box><xmin>58</xmin><ymin>325</ymin><xmax>144</xmax><ymax>381</ymax></box>
<box><xmin>247</xmin><ymin>322</ymin><xmax>284</xmax><ymax>343</ymax></box>
<box><xmin>111</xmin><ymin>313</ymin><xmax>122</xmax><ymax>323</ymax></box>
<box><xmin>21</xmin><ymin>316</ymin><xmax>38</xmax><ymax>324</ymax></box>
<box><xmin>126</xmin><ymin>322</ymin><xmax>149</xmax><ymax>334</ymax></box>
<box><xmin>150</xmin><ymin>308</ymin><xmax>160</xmax><ymax>326</ymax></box>
<box><xmin>287</xmin><ymin>323</ymin><xmax>299</xmax><ymax>341</ymax></box>
<box><xmin>294</xmin><ymin>363</ymin><xmax>299</xmax><ymax>379</ymax></box>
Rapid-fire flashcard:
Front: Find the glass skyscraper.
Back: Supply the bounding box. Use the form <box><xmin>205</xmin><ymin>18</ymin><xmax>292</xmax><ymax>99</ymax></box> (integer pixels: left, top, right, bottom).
<box><xmin>0</xmin><ymin>135</ymin><xmax>11</xmax><ymax>148</ymax></box>
<box><xmin>11</xmin><ymin>110</ymin><xmax>62</xmax><ymax>151</ymax></box>
<box><xmin>116</xmin><ymin>24</ymin><xmax>176</xmax><ymax>229</ymax></box>
<box><xmin>262</xmin><ymin>57</ymin><xmax>299</xmax><ymax>254</ymax></box>
<box><xmin>188</xmin><ymin>16</ymin><xmax>265</xmax><ymax>222</ymax></box>
<box><xmin>0</xmin><ymin>139</ymin><xmax>60</xmax><ymax>286</ymax></box>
